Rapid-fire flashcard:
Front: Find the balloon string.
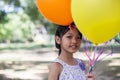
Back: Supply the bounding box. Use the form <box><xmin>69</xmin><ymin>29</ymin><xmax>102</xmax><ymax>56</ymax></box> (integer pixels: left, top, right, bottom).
<box><xmin>89</xmin><ymin>45</ymin><xmax>97</xmax><ymax>73</ymax></box>
<box><xmin>99</xmin><ymin>45</ymin><xmax>113</xmax><ymax>61</ymax></box>
<box><xmin>85</xmin><ymin>38</ymin><xmax>90</xmax><ymax>56</ymax></box>
<box><xmin>88</xmin><ymin>66</ymin><xmax>93</xmax><ymax>73</ymax></box>
<box><xmin>83</xmin><ymin>42</ymin><xmax>113</xmax><ymax>73</ymax></box>
<box><xmin>82</xmin><ymin>47</ymin><xmax>93</xmax><ymax>73</ymax></box>
<box><xmin>82</xmin><ymin>48</ymin><xmax>92</xmax><ymax>65</ymax></box>
<box><xmin>99</xmin><ymin>50</ymin><xmax>112</xmax><ymax>61</ymax></box>
<box><xmin>88</xmin><ymin>62</ymin><xmax>96</xmax><ymax>73</ymax></box>
<box><xmin>93</xmin><ymin>45</ymin><xmax>97</xmax><ymax>62</ymax></box>
<box><xmin>90</xmin><ymin>45</ymin><xmax>94</xmax><ymax>54</ymax></box>
<box><xmin>94</xmin><ymin>42</ymin><xmax>107</xmax><ymax>62</ymax></box>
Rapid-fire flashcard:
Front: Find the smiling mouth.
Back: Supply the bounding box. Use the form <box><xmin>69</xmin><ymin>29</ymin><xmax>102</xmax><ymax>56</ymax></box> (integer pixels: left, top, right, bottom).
<box><xmin>70</xmin><ymin>45</ymin><xmax>78</xmax><ymax>49</ymax></box>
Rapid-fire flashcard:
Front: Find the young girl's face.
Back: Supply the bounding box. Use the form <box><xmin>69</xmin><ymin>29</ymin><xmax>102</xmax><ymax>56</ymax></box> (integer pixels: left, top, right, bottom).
<box><xmin>59</xmin><ymin>28</ymin><xmax>82</xmax><ymax>54</ymax></box>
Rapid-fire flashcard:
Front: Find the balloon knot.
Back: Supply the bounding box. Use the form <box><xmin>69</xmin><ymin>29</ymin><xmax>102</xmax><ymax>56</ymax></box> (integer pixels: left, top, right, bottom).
<box><xmin>69</xmin><ymin>24</ymin><xmax>74</xmax><ymax>30</ymax></box>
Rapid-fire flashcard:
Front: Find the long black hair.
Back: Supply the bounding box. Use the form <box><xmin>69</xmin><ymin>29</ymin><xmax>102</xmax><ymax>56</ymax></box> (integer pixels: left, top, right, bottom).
<box><xmin>55</xmin><ymin>22</ymin><xmax>82</xmax><ymax>55</ymax></box>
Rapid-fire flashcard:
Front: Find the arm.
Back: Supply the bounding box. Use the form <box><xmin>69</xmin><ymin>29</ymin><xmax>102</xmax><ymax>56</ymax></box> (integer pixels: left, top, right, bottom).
<box><xmin>48</xmin><ymin>62</ymin><xmax>62</xmax><ymax>80</ymax></box>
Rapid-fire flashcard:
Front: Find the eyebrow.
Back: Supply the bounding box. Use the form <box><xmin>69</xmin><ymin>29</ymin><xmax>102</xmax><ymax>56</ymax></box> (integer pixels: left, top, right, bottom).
<box><xmin>66</xmin><ymin>32</ymin><xmax>72</xmax><ymax>35</ymax></box>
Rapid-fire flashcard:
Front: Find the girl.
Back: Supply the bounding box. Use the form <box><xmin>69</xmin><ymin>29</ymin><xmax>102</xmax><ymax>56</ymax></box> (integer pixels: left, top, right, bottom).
<box><xmin>48</xmin><ymin>23</ymin><xmax>95</xmax><ymax>80</ymax></box>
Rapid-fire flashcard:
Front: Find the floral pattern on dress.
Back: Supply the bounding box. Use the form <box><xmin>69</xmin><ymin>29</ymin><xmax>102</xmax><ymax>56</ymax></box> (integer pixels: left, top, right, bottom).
<box><xmin>54</xmin><ymin>58</ymin><xmax>86</xmax><ymax>80</ymax></box>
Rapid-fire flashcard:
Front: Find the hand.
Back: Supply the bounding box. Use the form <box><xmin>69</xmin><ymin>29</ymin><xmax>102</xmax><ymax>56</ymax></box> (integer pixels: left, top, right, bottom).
<box><xmin>86</xmin><ymin>73</ymin><xmax>95</xmax><ymax>80</ymax></box>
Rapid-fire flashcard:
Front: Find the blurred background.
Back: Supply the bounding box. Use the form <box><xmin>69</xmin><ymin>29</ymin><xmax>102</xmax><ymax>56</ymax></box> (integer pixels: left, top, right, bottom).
<box><xmin>0</xmin><ymin>0</ymin><xmax>120</xmax><ymax>80</ymax></box>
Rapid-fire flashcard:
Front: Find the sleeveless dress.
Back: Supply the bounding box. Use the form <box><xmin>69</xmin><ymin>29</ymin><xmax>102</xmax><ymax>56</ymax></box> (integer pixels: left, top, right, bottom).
<box><xmin>54</xmin><ymin>58</ymin><xmax>86</xmax><ymax>80</ymax></box>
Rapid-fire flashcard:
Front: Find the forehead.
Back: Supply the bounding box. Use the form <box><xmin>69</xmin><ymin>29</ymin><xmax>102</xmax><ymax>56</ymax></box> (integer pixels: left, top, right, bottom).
<box><xmin>65</xmin><ymin>28</ymin><xmax>79</xmax><ymax>35</ymax></box>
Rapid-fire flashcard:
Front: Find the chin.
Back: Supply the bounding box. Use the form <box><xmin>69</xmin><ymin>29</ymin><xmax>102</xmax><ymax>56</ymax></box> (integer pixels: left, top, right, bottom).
<box><xmin>70</xmin><ymin>50</ymin><xmax>77</xmax><ymax>53</ymax></box>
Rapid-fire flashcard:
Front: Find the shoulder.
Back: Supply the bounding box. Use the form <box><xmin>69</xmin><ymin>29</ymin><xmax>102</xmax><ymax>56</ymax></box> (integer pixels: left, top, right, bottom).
<box><xmin>49</xmin><ymin>62</ymin><xmax>63</xmax><ymax>72</ymax></box>
<box><xmin>48</xmin><ymin>62</ymin><xmax>63</xmax><ymax>80</ymax></box>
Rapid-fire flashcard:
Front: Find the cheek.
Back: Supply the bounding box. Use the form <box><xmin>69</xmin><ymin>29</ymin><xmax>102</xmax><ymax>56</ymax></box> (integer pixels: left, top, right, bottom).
<box><xmin>77</xmin><ymin>40</ymin><xmax>81</xmax><ymax>45</ymax></box>
<box><xmin>61</xmin><ymin>39</ymin><xmax>69</xmax><ymax>46</ymax></box>
<box><xmin>77</xmin><ymin>39</ymin><xmax>81</xmax><ymax>42</ymax></box>
<box><xmin>61</xmin><ymin>37</ymin><xmax>69</xmax><ymax>43</ymax></box>
<box><xmin>62</xmin><ymin>40</ymin><xmax>69</xmax><ymax>44</ymax></box>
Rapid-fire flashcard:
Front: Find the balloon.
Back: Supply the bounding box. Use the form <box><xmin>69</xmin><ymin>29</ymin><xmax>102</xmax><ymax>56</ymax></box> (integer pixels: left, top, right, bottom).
<box><xmin>36</xmin><ymin>0</ymin><xmax>73</xmax><ymax>26</ymax></box>
<box><xmin>71</xmin><ymin>0</ymin><xmax>120</xmax><ymax>44</ymax></box>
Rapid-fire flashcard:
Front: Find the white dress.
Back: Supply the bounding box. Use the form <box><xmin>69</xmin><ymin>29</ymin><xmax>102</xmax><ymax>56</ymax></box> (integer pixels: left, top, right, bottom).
<box><xmin>54</xmin><ymin>58</ymin><xmax>86</xmax><ymax>80</ymax></box>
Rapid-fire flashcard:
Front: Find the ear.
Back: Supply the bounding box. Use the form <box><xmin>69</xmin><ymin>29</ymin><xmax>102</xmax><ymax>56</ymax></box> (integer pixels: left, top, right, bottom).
<box><xmin>55</xmin><ymin>36</ymin><xmax>61</xmax><ymax>44</ymax></box>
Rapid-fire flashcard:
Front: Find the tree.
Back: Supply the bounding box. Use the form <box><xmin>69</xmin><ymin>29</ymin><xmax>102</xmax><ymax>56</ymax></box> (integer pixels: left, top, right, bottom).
<box><xmin>0</xmin><ymin>0</ymin><xmax>57</xmax><ymax>43</ymax></box>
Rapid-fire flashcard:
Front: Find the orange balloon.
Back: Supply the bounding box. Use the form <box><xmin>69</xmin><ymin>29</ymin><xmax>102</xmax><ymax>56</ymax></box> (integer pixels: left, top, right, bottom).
<box><xmin>36</xmin><ymin>0</ymin><xmax>73</xmax><ymax>26</ymax></box>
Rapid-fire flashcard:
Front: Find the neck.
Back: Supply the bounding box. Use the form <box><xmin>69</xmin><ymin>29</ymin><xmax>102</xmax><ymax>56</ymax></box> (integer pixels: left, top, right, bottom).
<box><xmin>58</xmin><ymin>51</ymin><xmax>75</xmax><ymax>63</ymax></box>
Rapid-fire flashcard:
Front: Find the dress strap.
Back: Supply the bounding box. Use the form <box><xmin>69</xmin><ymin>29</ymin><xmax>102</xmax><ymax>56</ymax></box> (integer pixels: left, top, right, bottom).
<box><xmin>53</xmin><ymin>58</ymin><xmax>66</xmax><ymax>67</ymax></box>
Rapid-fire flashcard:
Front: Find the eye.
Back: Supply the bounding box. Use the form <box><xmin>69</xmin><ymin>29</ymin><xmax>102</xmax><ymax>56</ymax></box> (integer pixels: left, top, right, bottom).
<box><xmin>76</xmin><ymin>36</ymin><xmax>82</xmax><ymax>40</ymax></box>
<box><xmin>66</xmin><ymin>36</ymin><xmax>72</xmax><ymax>39</ymax></box>
<box><xmin>77</xmin><ymin>36</ymin><xmax>81</xmax><ymax>39</ymax></box>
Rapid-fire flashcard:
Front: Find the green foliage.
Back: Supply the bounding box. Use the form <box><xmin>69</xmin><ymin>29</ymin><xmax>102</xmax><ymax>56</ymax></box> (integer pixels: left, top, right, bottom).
<box><xmin>0</xmin><ymin>10</ymin><xmax>9</xmax><ymax>23</ymax></box>
<box><xmin>1</xmin><ymin>0</ymin><xmax>20</xmax><ymax>7</ymax></box>
<box><xmin>18</xmin><ymin>0</ymin><xmax>57</xmax><ymax>34</ymax></box>
<box><xmin>0</xmin><ymin>12</ymin><xmax>36</xmax><ymax>42</ymax></box>
<box><xmin>19</xmin><ymin>0</ymin><xmax>41</xmax><ymax>21</ymax></box>
<box><xmin>114</xmin><ymin>33</ymin><xmax>120</xmax><ymax>43</ymax></box>
<box><xmin>0</xmin><ymin>0</ymin><xmax>58</xmax><ymax>43</ymax></box>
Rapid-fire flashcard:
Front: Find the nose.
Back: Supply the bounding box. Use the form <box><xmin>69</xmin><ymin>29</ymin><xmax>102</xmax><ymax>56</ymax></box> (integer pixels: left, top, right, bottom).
<box><xmin>72</xmin><ymin>38</ymin><xmax>77</xmax><ymax>43</ymax></box>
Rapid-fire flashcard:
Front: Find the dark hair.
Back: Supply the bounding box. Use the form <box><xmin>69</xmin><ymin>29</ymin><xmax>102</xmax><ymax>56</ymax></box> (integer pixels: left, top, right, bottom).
<box><xmin>55</xmin><ymin>22</ymin><xmax>82</xmax><ymax>55</ymax></box>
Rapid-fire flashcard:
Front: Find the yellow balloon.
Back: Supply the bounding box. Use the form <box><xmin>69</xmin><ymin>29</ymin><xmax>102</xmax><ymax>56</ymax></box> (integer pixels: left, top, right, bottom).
<box><xmin>71</xmin><ymin>0</ymin><xmax>120</xmax><ymax>44</ymax></box>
